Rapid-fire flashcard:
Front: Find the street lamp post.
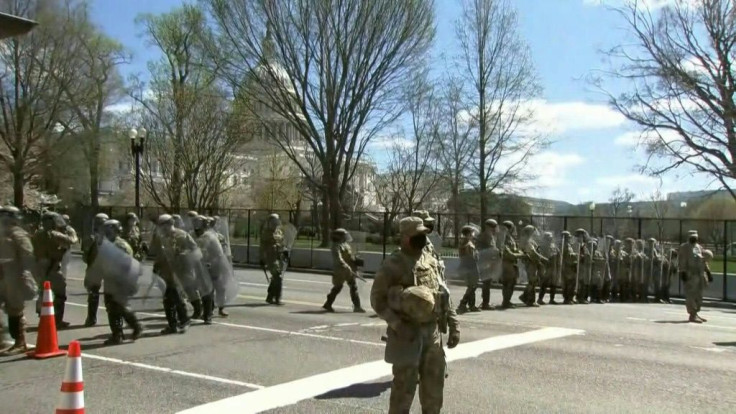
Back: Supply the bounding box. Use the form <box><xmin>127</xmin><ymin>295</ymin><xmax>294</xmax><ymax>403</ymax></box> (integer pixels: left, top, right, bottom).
<box><xmin>129</xmin><ymin>127</ymin><xmax>147</xmax><ymax>215</ymax></box>
<box><xmin>589</xmin><ymin>202</ymin><xmax>596</xmax><ymax>235</ymax></box>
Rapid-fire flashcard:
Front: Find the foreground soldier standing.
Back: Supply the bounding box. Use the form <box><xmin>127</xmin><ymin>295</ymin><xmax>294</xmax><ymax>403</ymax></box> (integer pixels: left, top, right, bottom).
<box><xmin>679</xmin><ymin>231</ymin><xmax>709</xmax><ymax>323</ymax></box>
<box><xmin>261</xmin><ymin>214</ymin><xmax>286</xmax><ymax>305</ymax></box>
<box><xmin>560</xmin><ymin>231</ymin><xmax>578</xmax><ymax>304</ymax></box>
<box><xmin>476</xmin><ymin>219</ymin><xmax>500</xmax><ymax>310</ymax></box>
<box><xmin>371</xmin><ymin>217</ymin><xmax>460</xmax><ymax>414</ymax></box>
<box><xmin>0</xmin><ymin>207</ymin><xmax>37</xmax><ymax>355</ymax></box>
<box><xmin>323</xmin><ymin>228</ymin><xmax>365</xmax><ymax>313</ymax></box>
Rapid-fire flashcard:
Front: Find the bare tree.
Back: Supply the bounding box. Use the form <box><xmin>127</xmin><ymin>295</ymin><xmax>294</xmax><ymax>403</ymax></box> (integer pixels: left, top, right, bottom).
<box><xmin>132</xmin><ymin>5</ymin><xmax>243</xmax><ymax>211</ymax></box>
<box><xmin>609</xmin><ymin>186</ymin><xmax>636</xmax><ymax>217</ymax></box>
<box><xmin>204</xmin><ymin>0</ymin><xmax>435</xmax><ymax>242</ymax></box>
<box><xmin>0</xmin><ymin>0</ymin><xmax>79</xmax><ymax>206</ymax></box>
<box><xmin>599</xmin><ymin>0</ymin><xmax>736</xmax><ymax>200</ymax></box>
<box><xmin>649</xmin><ymin>181</ymin><xmax>671</xmax><ymax>241</ymax></box>
<box><xmin>436</xmin><ymin>75</ymin><xmax>477</xmax><ymax>243</ymax></box>
<box><xmin>251</xmin><ymin>150</ymin><xmax>302</xmax><ymax>211</ymax></box>
<box><xmin>457</xmin><ymin>0</ymin><xmax>545</xmax><ymax>223</ymax></box>
<box><xmin>53</xmin><ymin>2</ymin><xmax>129</xmax><ymax>210</ymax></box>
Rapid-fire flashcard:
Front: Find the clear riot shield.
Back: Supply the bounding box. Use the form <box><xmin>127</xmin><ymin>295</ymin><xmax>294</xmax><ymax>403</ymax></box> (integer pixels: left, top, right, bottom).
<box><xmin>480</xmin><ymin>226</ymin><xmax>506</xmax><ymax>283</ymax></box>
<box><xmin>279</xmin><ymin>222</ymin><xmax>298</xmax><ymax>274</ymax></box>
<box><xmin>61</xmin><ymin>250</ymin><xmax>72</xmax><ymax>278</ymax></box>
<box><xmin>89</xmin><ymin>239</ymin><xmax>143</xmax><ymax>304</ymax></box>
<box><xmin>199</xmin><ymin>231</ymin><xmax>238</xmax><ymax>307</ymax></box>
<box><xmin>350</xmin><ymin>230</ymin><xmax>367</xmax><ymax>282</ymax></box>
<box><xmin>213</xmin><ymin>216</ymin><xmax>232</xmax><ymax>260</ymax></box>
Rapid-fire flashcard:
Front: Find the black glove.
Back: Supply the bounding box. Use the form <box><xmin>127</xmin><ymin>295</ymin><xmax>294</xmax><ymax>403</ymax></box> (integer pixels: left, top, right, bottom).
<box><xmin>679</xmin><ymin>271</ymin><xmax>687</xmax><ymax>282</ymax></box>
<box><xmin>282</xmin><ymin>250</ymin><xmax>290</xmax><ymax>260</ymax></box>
<box><xmin>447</xmin><ymin>329</ymin><xmax>460</xmax><ymax>349</ymax></box>
<box><xmin>706</xmin><ymin>269</ymin><xmax>713</xmax><ymax>282</ymax></box>
<box><xmin>152</xmin><ymin>263</ymin><xmax>160</xmax><ymax>275</ymax></box>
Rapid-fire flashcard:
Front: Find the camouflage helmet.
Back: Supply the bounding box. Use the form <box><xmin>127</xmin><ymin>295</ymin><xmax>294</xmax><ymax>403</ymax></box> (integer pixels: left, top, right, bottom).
<box><xmin>186</xmin><ymin>210</ymin><xmax>198</xmax><ymax>217</ymax></box>
<box><xmin>484</xmin><ymin>219</ymin><xmax>498</xmax><ymax>228</ymax></box>
<box><xmin>0</xmin><ymin>206</ymin><xmax>22</xmax><ymax>222</ymax></box>
<box><xmin>624</xmin><ymin>237</ymin><xmax>635</xmax><ymax>244</ymax></box>
<box><xmin>412</xmin><ymin>210</ymin><xmax>435</xmax><ymax>223</ymax></box>
<box><xmin>126</xmin><ymin>212</ymin><xmax>139</xmax><ymax>220</ymax></box>
<box><xmin>522</xmin><ymin>225</ymin><xmax>535</xmax><ymax>235</ymax></box>
<box><xmin>647</xmin><ymin>237</ymin><xmax>657</xmax><ymax>243</ymax></box>
<box><xmin>574</xmin><ymin>228</ymin><xmax>588</xmax><ymax>237</ymax></box>
<box><xmin>460</xmin><ymin>225</ymin><xmax>476</xmax><ymax>236</ymax></box>
<box><xmin>388</xmin><ymin>285</ymin><xmax>436</xmax><ymax>324</ymax></box>
<box><xmin>502</xmin><ymin>220</ymin><xmax>515</xmax><ymax>230</ymax></box>
<box><xmin>103</xmin><ymin>219</ymin><xmax>122</xmax><ymax>232</ymax></box>
<box><xmin>561</xmin><ymin>230</ymin><xmax>571</xmax><ymax>238</ymax></box>
<box><xmin>543</xmin><ymin>231</ymin><xmax>553</xmax><ymax>240</ymax></box>
<box><xmin>157</xmin><ymin>214</ymin><xmax>174</xmax><ymax>225</ymax></box>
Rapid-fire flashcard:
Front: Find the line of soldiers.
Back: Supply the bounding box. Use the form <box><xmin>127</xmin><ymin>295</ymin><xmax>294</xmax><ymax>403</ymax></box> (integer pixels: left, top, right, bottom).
<box><xmin>455</xmin><ymin>220</ymin><xmax>714</xmax><ymax>320</ymax></box>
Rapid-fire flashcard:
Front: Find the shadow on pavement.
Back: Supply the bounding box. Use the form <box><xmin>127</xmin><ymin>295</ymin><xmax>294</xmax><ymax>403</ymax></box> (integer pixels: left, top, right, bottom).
<box><xmin>315</xmin><ymin>381</ymin><xmax>392</xmax><ymax>400</ymax></box>
<box><xmin>653</xmin><ymin>320</ymin><xmax>689</xmax><ymax>324</ymax></box>
<box><xmin>290</xmin><ymin>310</ymin><xmax>329</xmax><ymax>315</ymax></box>
<box><xmin>229</xmin><ymin>303</ymin><xmax>274</xmax><ymax>308</ymax></box>
<box><xmin>27</xmin><ymin>324</ymin><xmax>88</xmax><ymax>333</ymax></box>
<box><xmin>713</xmin><ymin>341</ymin><xmax>736</xmax><ymax>347</ymax></box>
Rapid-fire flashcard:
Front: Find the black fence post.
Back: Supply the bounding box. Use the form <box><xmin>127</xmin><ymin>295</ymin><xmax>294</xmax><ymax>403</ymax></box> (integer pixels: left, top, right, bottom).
<box><xmin>563</xmin><ymin>216</ymin><xmax>568</xmax><ymax>231</ymax></box>
<box><xmin>723</xmin><ymin>220</ymin><xmax>728</xmax><ymax>301</ymax></box>
<box><xmin>246</xmin><ymin>209</ymin><xmax>251</xmax><ymax>264</ymax></box>
<box><xmin>678</xmin><ymin>220</ymin><xmax>683</xmax><ymax>297</ymax></box>
<box><xmin>637</xmin><ymin>219</ymin><xmax>642</xmax><ymax>239</ymax></box>
<box><xmin>382</xmin><ymin>211</ymin><xmax>389</xmax><ymax>260</ymax></box>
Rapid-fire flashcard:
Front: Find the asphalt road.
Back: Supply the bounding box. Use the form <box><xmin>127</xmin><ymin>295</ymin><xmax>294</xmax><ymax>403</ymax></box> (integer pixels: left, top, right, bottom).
<box><xmin>1</xmin><ymin>257</ymin><xmax>735</xmax><ymax>413</ymax></box>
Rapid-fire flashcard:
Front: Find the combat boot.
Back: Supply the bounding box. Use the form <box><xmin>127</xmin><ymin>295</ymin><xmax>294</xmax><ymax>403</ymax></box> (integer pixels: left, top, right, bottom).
<box><xmin>55</xmin><ymin>302</ymin><xmax>71</xmax><ymax>329</ymax></box>
<box><xmin>2</xmin><ymin>316</ymin><xmax>27</xmax><ymax>355</ymax></box>
<box><xmin>468</xmin><ymin>295</ymin><xmax>481</xmax><ymax>312</ymax></box>
<box><xmin>537</xmin><ymin>289</ymin><xmax>546</xmax><ymax>305</ymax></box>
<box><xmin>202</xmin><ymin>295</ymin><xmax>215</xmax><ymax>325</ymax></box>
<box><xmin>350</xmin><ymin>288</ymin><xmax>365</xmax><ymax>313</ymax></box>
<box><xmin>688</xmin><ymin>314</ymin><xmax>702</xmax><ymax>323</ymax></box>
<box><xmin>104</xmin><ymin>312</ymin><xmax>125</xmax><ymax>346</ymax></box>
<box><xmin>456</xmin><ymin>300</ymin><xmax>468</xmax><ymax>314</ymax></box>
<box><xmin>191</xmin><ymin>299</ymin><xmax>203</xmax><ymax>320</ymax></box>
<box><xmin>121</xmin><ymin>307</ymin><xmax>142</xmax><ymax>340</ymax></box>
<box><xmin>85</xmin><ymin>292</ymin><xmax>99</xmax><ymax>326</ymax></box>
<box><xmin>219</xmin><ymin>307</ymin><xmax>229</xmax><ymax>317</ymax></box>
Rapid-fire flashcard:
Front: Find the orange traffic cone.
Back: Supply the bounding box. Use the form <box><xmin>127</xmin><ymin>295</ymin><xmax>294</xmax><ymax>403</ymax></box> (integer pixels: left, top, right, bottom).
<box><xmin>27</xmin><ymin>281</ymin><xmax>66</xmax><ymax>359</ymax></box>
<box><xmin>55</xmin><ymin>340</ymin><xmax>84</xmax><ymax>414</ymax></box>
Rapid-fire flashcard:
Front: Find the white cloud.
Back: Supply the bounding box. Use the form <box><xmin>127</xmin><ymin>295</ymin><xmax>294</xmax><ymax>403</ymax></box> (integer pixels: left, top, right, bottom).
<box><xmin>529</xmin><ymin>151</ymin><xmax>585</xmax><ymax>188</ymax></box>
<box><xmin>595</xmin><ymin>173</ymin><xmax>659</xmax><ymax>187</ymax></box>
<box><xmin>531</xmin><ymin>100</ymin><xmax>627</xmax><ymax>134</ymax></box>
<box><xmin>105</xmin><ymin>102</ymin><xmax>136</xmax><ymax>114</ymax></box>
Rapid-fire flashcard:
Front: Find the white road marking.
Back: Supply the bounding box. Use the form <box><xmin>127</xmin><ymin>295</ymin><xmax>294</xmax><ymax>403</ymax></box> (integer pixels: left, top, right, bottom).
<box><xmin>26</xmin><ymin>343</ymin><xmax>263</xmax><ymax>389</ymax></box>
<box><xmin>176</xmin><ymin>327</ymin><xmax>583</xmax><ymax>414</ymax></box>
<box><xmin>334</xmin><ymin>322</ymin><xmax>360</xmax><ymax>327</ymax></box>
<box><xmin>64</xmin><ymin>302</ymin><xmax>383</xmax><ymax>346</ymax></box>
<box><xmin>690</xmin><ymin>346</ymin><xmax>728</xmax><ymax>353</ymax></box>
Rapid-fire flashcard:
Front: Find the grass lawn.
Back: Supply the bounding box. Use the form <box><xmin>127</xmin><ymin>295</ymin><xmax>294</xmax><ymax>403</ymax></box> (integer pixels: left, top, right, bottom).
<box><xmin>709</xmin><ymin>259</ymin><xmax>736</xmax><ymax>274</ymax></box>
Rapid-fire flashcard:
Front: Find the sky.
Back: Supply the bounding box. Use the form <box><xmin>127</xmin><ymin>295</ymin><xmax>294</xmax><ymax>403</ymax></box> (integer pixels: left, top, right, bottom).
<box><xmin>89</xmin><ymin>0</ymin><xmax>717</xmax><ymax>205</ymax></box>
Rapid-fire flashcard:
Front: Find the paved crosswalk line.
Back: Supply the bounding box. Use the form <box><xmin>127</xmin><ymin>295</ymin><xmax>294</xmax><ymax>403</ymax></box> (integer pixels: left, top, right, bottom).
<box><xmin>177</xmin><ymin>327</ymin><xmax>584</xmax><ymax>414</ymax></box>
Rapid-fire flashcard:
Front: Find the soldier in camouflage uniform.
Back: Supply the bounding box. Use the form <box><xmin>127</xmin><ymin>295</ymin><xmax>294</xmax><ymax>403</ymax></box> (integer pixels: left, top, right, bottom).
<box><xmin>560</xmin><ymin>231</ymin><xmax>578</xmax><ymax>304</ymax></box>
<box><xmin>679</xmin><ymin>231</ymin><xmax>710</xmax><ymax>323</ymax></box>
<box><xmin>456</xmin><ymin>225</ymin><xmax>481</xmax><ymax>313</ymax></box>
<box><xmin>261</xmin><ymin>214</ymin><xmax>286</xmax><ymax>305</ymax></box>
<box><xmin>371</xmin><ymin>217</ymin><xmax>460</xmax><ymax>414</ymax></box>
<box><xmin>620</xmin><ymin>238</ymin><xmax>636</xmax><ymax>303</ymax></box>
<box><xmin>82</xmin><ymin>213</ymin><xmax>108</xmax><ymax>326</ymax></box>
<box><xmin>0</xmin><ymin>207</ymin><xmax>36</xmax><ymax>355</ymax></box>
<box><xmin>588</xmin><ymin>239</ymin><xmax>608</xmax><ymax>304</ymax></box>
<box><xmin>573</xmin><ymin>229</ymin><xmax>591</xmax><ymax>304</ymax></box>
<box><xmin>644</xmin><ymin>238</ymin><xmax>661</xmax><ymax>303</ymax></box>
<box><xmin>500</xmin><ymin>221</ymin><xmax>525</xmax><ymax>309</ymax></box>
<box><xmin>600</xmin><ymin>235</ymin><xmax>615</xmax><ymax>303</ymax></box>
<box><xmin>537</xmin><ymin>232</ymin><xmax>560</xmax><ymax>305</ymax></box>
<box><xmin>33</xmin><ymin>212</ymin><xmax>76</xmax><ymax>328</ymax></box>
<box><xmin>123</xmin><ymin>212</ymin><xmax>145</xmax><ymax>261</ymax></box>
<box><xmin>413</xmin><ymin>211</ymin><xmax>445</xmax><ymax>280</ymax></box>
<box><xmin>209</xmin><ymin>216</ymin><xmax>231</xmax><ymax>317</ymax></box>
<box><xmin>323</xmin><ymin>228</ymin><xmax>365</xmax><ymax>313</ymax></box>
<box><xmin>518</xmin><ymin>225</ymin><xmax>547</xmax><ymax>307</ymax></box>
<box><xmin>660</xmin><ymin>248</ymin><xmax>677</xmax><ymax>304</ymax></box>
<box><xmin>633</xmin><ymin>239</ymin><xmax>647</xmax><ymax>302</ymax></box>
<box><xmin>609</xmin><ymin>239</ymin><xmax>626</xmax><ymax>302</ymax></box>
<box><xmin>97</xmin><ymin>220</ymin><xmax>143</xmax><ymax>345</ymax></box>
<box><xmin>150</xmin><ymin>215</ymin><xmax>192</xmax><ymax>334</ymax></box>
<box><xmin>476</xmin><ymin>219</ymin><xmax>499</xmax><ymax>310</ymax></box>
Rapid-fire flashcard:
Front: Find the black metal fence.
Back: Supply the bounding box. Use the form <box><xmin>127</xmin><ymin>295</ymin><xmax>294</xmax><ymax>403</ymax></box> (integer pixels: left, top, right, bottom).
<box><xmin>51</xmin><ymin>206</ymin><xmax>736</xmax><ymax>301</ymax></box>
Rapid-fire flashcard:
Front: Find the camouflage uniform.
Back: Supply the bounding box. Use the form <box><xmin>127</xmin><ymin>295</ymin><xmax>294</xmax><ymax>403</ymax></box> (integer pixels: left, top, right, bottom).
<box><xmin>644</xmin><ymin>238</ymin><xmax>662</xmax><ymax>303</ymax></box>
<box><xmin>323</xmin><ymin>229</ymin><xmax>365</xmax><ymax>313</ymax></box>
<box><xmin>632</xmin><ymin>239</ymin><xmax>647</xmax><ymax>302</ymax></box>
<box><xmin>660</xmin><ymin>249</ymin><xmax>677</xmax><ymax>304</ymax></box>
<box><xmin>609</xmin><ymin>240</ymin><xmax>626</xmax><ymax>302</ymax></box>
<box><xmin>0</xmin><ymin>207</ymin><xmax>36</xmax><ymax>354</ymax></box>
<box><xmin>150</xmin><ymin>215</ymin><xmax>193</xmax><ymax>334</ymax></box>
<box><xmin>32</xmin><ymin>213</ymin><xmax>76</xmax><ymax>327</ymax></box>
<box><xmin>82</xmin><ymin>213</ymin><xmax>108</xmax><ymax>326</ymax></box>
<box><xmin>476</xmin><ymin>220</ymin><xmax>499</xmax><ymax>310</ymax></box>
<box><xmin>456</xmin><ymin>226</ymin><xmax>480</xmax><ymax>313</ymax></box>
<box><xmin>519</xmin><ymin>225</ymin><xmax>547</xmax><ymax>307</ymax></box>
<box><xmin>600</xmin><ymin>236</ymin><xmax>615</xmax><ymax>303</ymax></box>
<box><xmin>500</xmin><ymin>221</ymin><xmax>525</xmax><ymax>309</ymax></box>
<box><xmin>537</xmin><ymin>232</ymin><xmax>560</xmax><ymax>305</ymax></box>
<box><xmin>371</xmin><ymin>217</ymin><xmax>460</xmax><ymax>414</ymax></box>
<box><xmin>679</xmin><ymin>231</ymin><xmax>708</xmax><ymax>322</ymax></box>
<box><xmin>573</xmin><ymin>230</ymin><xmax>591</xmax><ymax>304</ymax></box>
<box><xmin>261</xmin><ymin>214</ymin><xmax>287</xmax><ymax>305</ymax></box>
<box><xmin>560</xmin><ymin>232</ymin><xmax>578</xmax><ymax>304</ymax></box>
<box><xmin>100</xmin><ymin>220</ymin><xmax>142</xmax><ymax>345</ymax></box>
<box><xmin>123</xmin><ymin>214</ymin><xmax>145</xmax><ymax>262</ymax></box>
<box><xmin>588</xmin><ymin>241</ymin><xmax>607</xmax><ymax>303</ymax></box>
<box><xmin>620</xmin><ymin>239</ymin><xmax>636</xmax><ymax>303</ymax></box>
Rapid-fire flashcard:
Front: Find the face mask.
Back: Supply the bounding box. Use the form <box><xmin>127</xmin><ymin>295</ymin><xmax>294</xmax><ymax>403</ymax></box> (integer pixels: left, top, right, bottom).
<box><xmin>689</xmin><ymin>236</ymin><xmax>697</xmax><ymax>243</ymax></box>
<box><xmin>409</xmin><ymin>235</ymin><xmax>428</xmax><ymax>250</ymax></box>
